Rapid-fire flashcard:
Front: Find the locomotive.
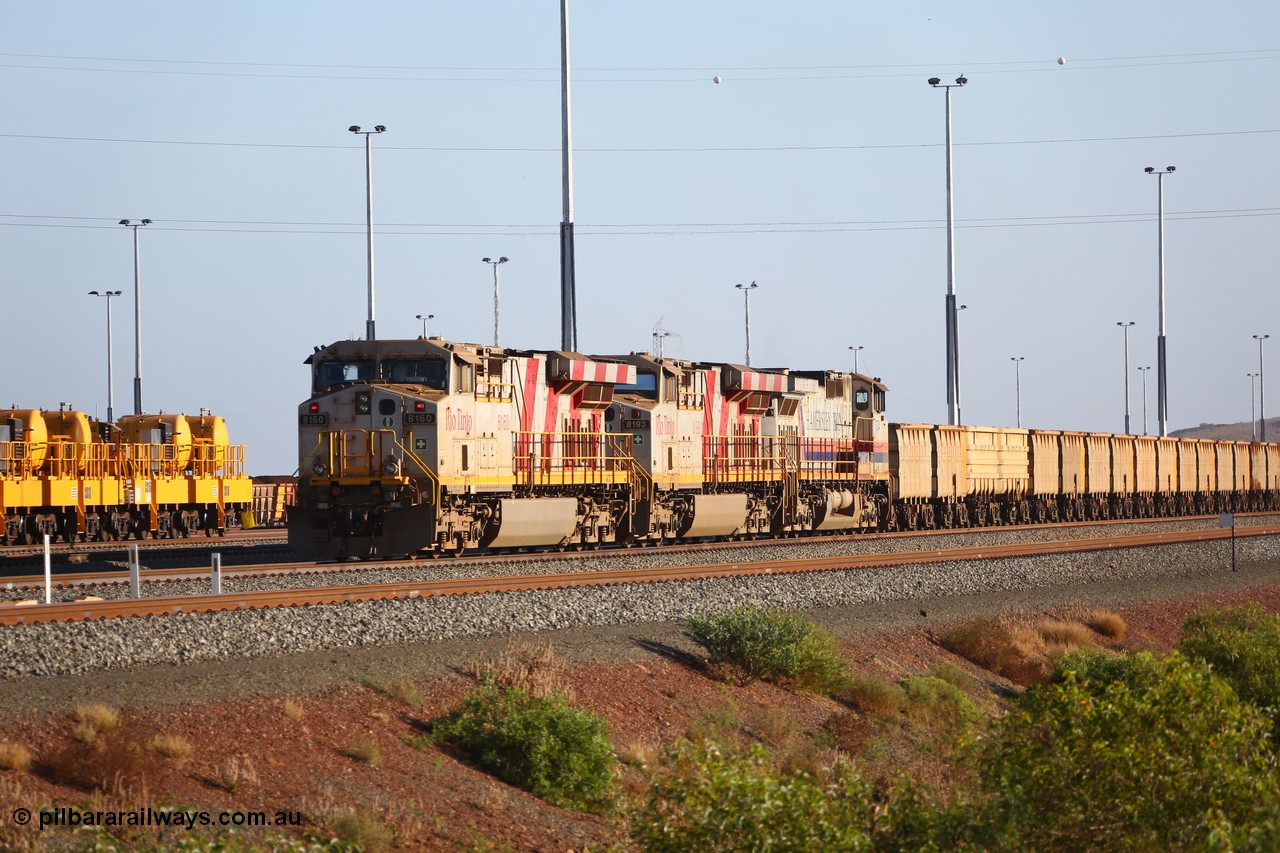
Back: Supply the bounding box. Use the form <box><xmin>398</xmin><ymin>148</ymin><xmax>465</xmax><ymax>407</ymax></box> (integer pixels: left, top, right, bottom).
<box><xmin>289</xmin><ymin>337</ymin><xmax>887</xmax><ymax>559</ymax></box>
<box><xmin>0</xmin><ymin>406</ymin><xmax>253</xmax><ymax>544</ymax></box>
<box><xmin>289</xmin><ymin>336</ymin><xmax>1280</xmax><ymax>561</ymax></box>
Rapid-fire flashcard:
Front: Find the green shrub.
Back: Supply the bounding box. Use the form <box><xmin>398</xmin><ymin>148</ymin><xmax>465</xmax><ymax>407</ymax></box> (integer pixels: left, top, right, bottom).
<box><xmin>633</xmin><ymin>740</ymin><xmax>874</xmax><ymax>852</ymax></box>
<box><xmin>838</xmin><ymin>674</ymin><xmax>906</xmax><ymax>715</ymax></box>
<box><xmin>978</xmin><ymin>651</ymin><xmax>1280</xmax><ymax>851</ymax></box>
<box><xmin>1180</xmin><ymin>604</ymin><xmax>1280</xmax><ymax>735</ymax></box>
<box><xmin>684</xmin><ymin>606</ymin><xmax>850</xmax><ymax>692</ymax></box>
<box><xmin>1047</xmin><ymin>647</ymin><xmax>1148</xmax><ymax>689</ymax></box>
<box><xmin>901</xmin><ymin>676</ymin><xmax>981</xmax><ymax>739</ymax></box>
<box><xmin>429</xmin><ymin>682</ymin><xmax>615</xmax><ymax>812</ymax></box>
<box><xmin>928</xmin><ymin>661</ymin><xmax>974</xmax><ymax>690</ymax></box>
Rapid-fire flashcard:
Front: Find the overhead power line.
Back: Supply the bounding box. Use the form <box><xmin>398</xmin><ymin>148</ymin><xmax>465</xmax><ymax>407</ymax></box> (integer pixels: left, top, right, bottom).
<box><xmin>1</xmin><ymin>128</ymin><xmax>1275</xmax><ymax>154</ymax></box>
<box><xmin>1</xmin><ymin>207</ymin><xmax>1276</xmax><ymax>236</ymax></box>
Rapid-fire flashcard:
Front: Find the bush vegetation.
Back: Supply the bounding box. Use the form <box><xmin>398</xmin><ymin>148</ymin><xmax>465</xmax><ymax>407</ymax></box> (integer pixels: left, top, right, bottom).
<box><xmin>633</xmin><ymin>740</ymin><xmax>875</xmax><ymax>852</ymax></box>
<box><xmin>976</xmin><ymin>651</ymin><xmax>1280</xmax><ymax>851</ymax></box>
<box><xmin>1180</xmin><ymin>603</ymin><xmax>1280</xmax><ymax>736</ymax></box>
<box><xmin>429</xmin><ymin>681</ymin><xmax>615</xmax><ymax>813</ymax></box>
<box><xmin>684</xmin><ymin>606</ymin><xmax>850</xmax><ymax>692</ymax></box>
<box><xmin>637</xmin><ymin>606</ymin><xmax>1280</xmax><ymax>851</ymax></box>
<box><xmin>838</xmin><ymin>674</ymin><xmax>906</xmax><ymax>715</ymax></box>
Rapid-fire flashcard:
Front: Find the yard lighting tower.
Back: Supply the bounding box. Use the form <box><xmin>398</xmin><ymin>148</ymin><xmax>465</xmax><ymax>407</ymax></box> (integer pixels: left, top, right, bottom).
<box><xmin>483</xmin><ymin>257</ymin><xmax>509</xmax><ymax>346</ymax></box>
<box><xmin>118</xmin><ymin>218</ymin><xmax>151</xmax><ymax>415</ymax></box>
<box><xmin>350</xmin><ymin>124</ymin><xmax>386</xmax><ymax>341</ymax></box>
<box><xmin>1248</xmin><ymin>373</ymin><xmax>1259</xmax><ymax>441</ymax></box>
<box><xmin>559</xmin><ymin>0</ymin><xmax>578</xmax><ymax>352</ymax></box>
<box><xmin>929</xmin><ymin>74</ymin><xmax>967</xmax><ymax>426</ymax></box>
<box><xmin>1144</xmin><ymin>165</ymin><xmax>1175</xmax><ymax>436</ymax></box>
<box><xmin>88</xmin><ymin>290</ymin><xmax>123</xmax><ymax>422</ymax></box>
<box><xmin>1138</xmin><ymin>366</ymin><xmax>1151</xmax><ymax>435</ymax></box>
<box><xmin>1117</xmin><ymin>321</ymin><xmax>1135</xmax><ymax>434</ymax></box>
<box><xmin>1011</xmin><ymin>357</ymin><xmax>1025</xmax><ymax>427</ymax></box>
<box><xmin>416</xmin><ymin>313</ymin><xmax>434</xmax><ymax>338</ymax></box>
<box><xmin>1256</xmin><ymin>334</ymin><xmax>1270</xmax><ymax>441</ymax></box>
<box><xmin>848</xmin><ymin>345</ymin><xmax>864</xmax><ymax>375</ymax></box>
<box><xmin>736</xmin><ymin>281</ymin><xmax>759</xmax><ymax>367</ymax></box>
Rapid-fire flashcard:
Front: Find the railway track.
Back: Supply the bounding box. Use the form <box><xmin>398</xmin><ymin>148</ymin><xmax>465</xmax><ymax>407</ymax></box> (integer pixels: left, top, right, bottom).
<box><xmin>3</xmin><ymin>523</ymin><xmax>1275</xmax><ymax>626</ymax></box>
<box><xmin>0</xmin><ymin>528</ymin><xmax>287</xmax><ymax>564</ymax></box>
<box><xmin>4</xmin><ymin>512</ymin><xmax>1276</xmax><ymax>590</ymax></box>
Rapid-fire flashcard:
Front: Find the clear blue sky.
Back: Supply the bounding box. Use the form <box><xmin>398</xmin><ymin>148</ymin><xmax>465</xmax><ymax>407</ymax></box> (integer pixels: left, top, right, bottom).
<box><xmin>4</xmin><ymin>2</ymin><xmax>1277</xmax><ymax>474</ymax></box>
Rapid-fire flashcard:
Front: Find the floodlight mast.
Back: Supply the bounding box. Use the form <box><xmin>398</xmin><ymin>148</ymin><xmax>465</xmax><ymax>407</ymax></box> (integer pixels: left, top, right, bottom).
<box><xmin>929</xmin><ymin>75</ymin><xmax>967</xmax><ymax>425</ymax></box>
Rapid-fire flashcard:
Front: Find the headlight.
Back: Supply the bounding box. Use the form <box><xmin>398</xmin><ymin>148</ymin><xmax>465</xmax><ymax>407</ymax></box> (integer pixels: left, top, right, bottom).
<box><xmin>356</xmin><ymin>391</ymin><xmax>371</xmax><ymax>414</ymax></box>
<box><xmin>384</xmin><ymin>459</ymin><xmax>400</xmax><ymax>475</ymax></box>
<box><xmin>312</xmin><ymin>462</ymin><xmax>329</xmax><ymax>476</ymax></box>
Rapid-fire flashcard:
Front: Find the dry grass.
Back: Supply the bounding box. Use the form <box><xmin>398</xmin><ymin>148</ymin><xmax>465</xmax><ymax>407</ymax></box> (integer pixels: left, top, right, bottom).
<box><xmin>744</xmin><ymin>705</ymin><xmax>802</xmax><ymax>748</ymax></box>
<box><xmin>939</xmin><ymin>618</ymin><xmax>1050</xmax><ymax>686</ymax></box>
<box><xmin>618</xmin><ymin>737</ymin><xmax>660</xmax><ymax>769</ymax></box>
<box><xmin>1036</xmin><ymin>618</ymin><xmax>1096</xmax><ymax>657</ymax></box>
<box><xmin>343</xmin><ymin>736</ymin><xmax>382</xmax><ymax>767</ymax></box>
<box><xmin>73</xmin><ymin>704</ymin><xmax>121</xmax><ymax>744</ymax></box>
<box><xmin>45</xmin><ymin>725</ymin><xmax>154</xmax><ymax>795</ymax></box>
<box><xmin>1085</xmin><ymin>608</ymin><xmax>1129</xmax><ymax>640</ymax></box>
<box><xmin>283</xmin><ymin>698</ymin><xmax>306</xmax><ymax>721</ymax></box>
<box><xmin>838</xmin><ymin>675</ymin><xmax>906</xmax><ymax>715</ymax></box>
<box><xmin>330</xmin><ymin>808</ymin><xmax>395</xmax><ymax>853</ymax></box>
<box><xmin>148</xmin><ymin>733</ymin><xmax>192</xmax><ymax>763</ymax></box>
<box><xmin>219</xmin><ymin>754</ymin><xmax>259</xmax><ymax>792</ymax></box>
<box><xmin>363</xmin><ymin>676</ymin><xmax>425</xmax><ymax>710</ymax></box>
<box><xmin>463</xmin><ymin>639</ymin><xmax>572</xmax><ymax>700</ymax></box>
<box><xmin>0</xmin><ymin>741</ymin><xmax>33</xmax><ymax>773</ymax></box>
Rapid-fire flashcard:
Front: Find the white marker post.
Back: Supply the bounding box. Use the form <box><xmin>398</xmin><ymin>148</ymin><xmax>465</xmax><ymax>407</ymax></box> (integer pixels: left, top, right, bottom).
<box><xmin>211</xmin><ymin>553</ymin><xmax>222</xmax><ymax>595</ymax></box>
<box><xmin>128</xmin><ymin>544</ymin><xmax>140</xmax><ymax>598</ymax></box>
<box><xmin>43</xmin><ymin>534</ymin><xmax>52</xmax><ymax>604</ymax></box>
<box><xmin>1220</xmin><ymin>513</ymin><xmax>1236</xmax><ymax>572</ymax></box>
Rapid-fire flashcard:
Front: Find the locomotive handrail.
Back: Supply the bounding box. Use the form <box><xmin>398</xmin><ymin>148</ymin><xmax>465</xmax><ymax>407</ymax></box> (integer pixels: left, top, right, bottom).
<box><xmin>512</xmin><ymin>430</ymin><xmax>634</xmax><ymax>488</ymax></box>
<box><xmin>380</xmin><ymin>430</ymin><xmax>440</xmax><ymax>507</ymax></box>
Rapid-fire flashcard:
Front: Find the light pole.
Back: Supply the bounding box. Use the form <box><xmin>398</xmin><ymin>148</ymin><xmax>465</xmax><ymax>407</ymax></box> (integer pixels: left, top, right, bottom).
<box><xmin>416</xmin><ymin>313</ymin><xmax>434</xmax><ymax>338</ymax></box>
<box><xmin>848</xmin><ymin>345</ymin><xmax>864</xmax><ymax>375</ymax></box>
<box><xmin>929</xmin><ymin>74</ymin><xmax>967</xmax><ymax>426</ymax></box>
<box><xmin>350</xmin><ymin>124</ymin><xmax>386</xmax><ymax>341</ymax></box>
<box><xmin>954</xmin><ymin>303</ymin><xmax>968</xmax><ymax>423</ymax></box>
<box><xmin>1117</xmin><ymin>321</ymin><xmax>1135</xmax><ymax>434</ymax></box>
<box><xmin>88</xmin><ymin>290</ymin><xmax>123</xmax><ymax>422</ymax></box>
<box><xmin>483</xmin><ymin>257</ymin><xmax>509</xmax><ymax>346</ymax></box>
<box><xmin>735</xmin><ymin>282</ymin><xmax>759</xmax><ymax>366</ymax></box>
<box><xmin>1248</xmin><ymin>373</ymin><xmax>1259</xmax><ymax>441</ymax></box>
<box><xmin>1138</xmin><ymin>366</ymin><xmax>1151</xmax><ymax>435</ymax></box>
<box><xmin>1144</xmin><ymin>165</ymin><xmax>1175</xmax><ymax>436</ymax></box>
<box><xmin>118</xmin><ymin>218</ymin><xmax>151</xmax><ymax>415</ymax></box>
<box><xmin>1011</xmin><ymin>357</ymin><xmax>1025</xmax><ymax>428</ymax></box>
<box><xmin>559</xmin><ymin>0</ymin><xmax>578</xmax><ymax>352</ymax></box>
<box><xmin>1256</xmin><ymin>334</ymin><xmax>1270</xmax><ymax>441</ymax></box>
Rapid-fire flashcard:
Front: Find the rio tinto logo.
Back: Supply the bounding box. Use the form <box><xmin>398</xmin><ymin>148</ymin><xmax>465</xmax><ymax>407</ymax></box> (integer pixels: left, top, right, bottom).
<box><xmin>445</xmin><ymin>407</ymin><xmax>474</xmax><ymax>433</ymax></box>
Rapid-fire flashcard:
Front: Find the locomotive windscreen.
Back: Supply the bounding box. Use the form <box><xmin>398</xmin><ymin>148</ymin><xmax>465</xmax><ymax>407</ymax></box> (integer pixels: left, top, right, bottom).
<box><xmin>616</xmin><ymin>370</ymin><xmax>658</xmax><ymax>399</ymax></box>
<box><xmin>382</xmin><ymin>356</ymin><xmax>447</xmax><ymax>390</ymax></box>
<box><xmin>314</xmin><ymin>359</ymin><xmax>375</xmax><ymax>391</ymax></box>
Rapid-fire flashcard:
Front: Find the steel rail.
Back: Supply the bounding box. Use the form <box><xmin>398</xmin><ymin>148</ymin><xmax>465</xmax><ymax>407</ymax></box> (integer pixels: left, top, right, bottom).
<box><xmin>2</xmin><ymin>525</ymin><xmax>1275</xmax><ymax>626</ymax></box>
<box><xmin>9</xmin><ymin>513</ymin><xmax>1278</xmax><ymax>590</ymax></box>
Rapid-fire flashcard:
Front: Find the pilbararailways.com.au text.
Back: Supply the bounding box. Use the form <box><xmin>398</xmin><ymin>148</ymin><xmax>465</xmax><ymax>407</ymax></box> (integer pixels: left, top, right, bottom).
<box><xmin>24</xmin><ymin>806</ymin><xmax>302</xmax><ymax>831</ymax></box>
